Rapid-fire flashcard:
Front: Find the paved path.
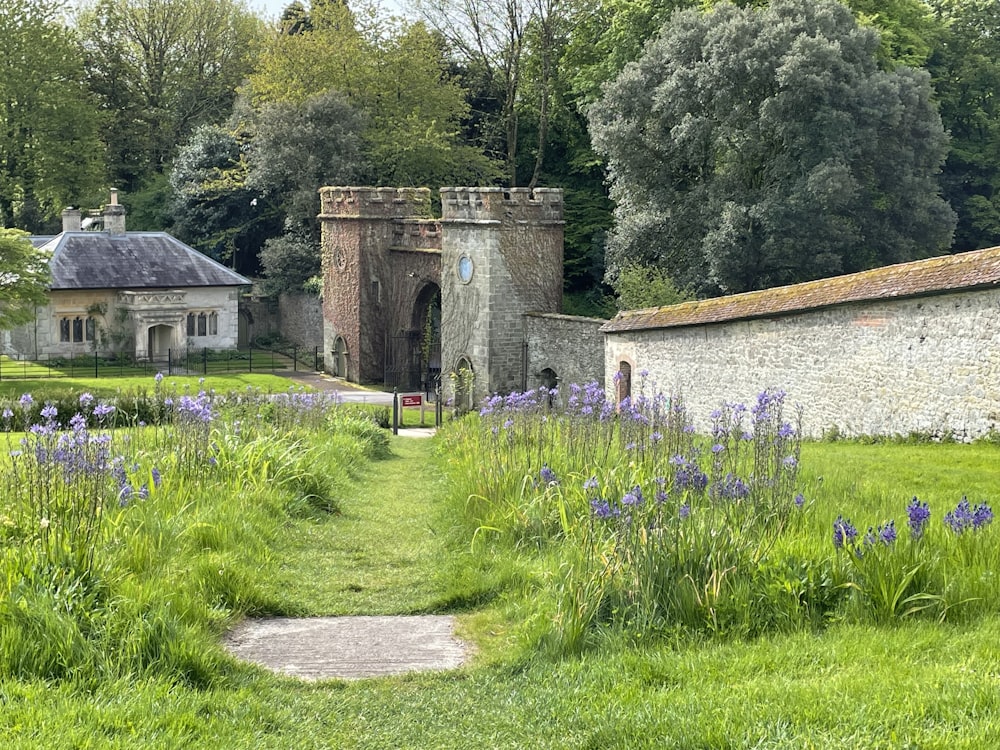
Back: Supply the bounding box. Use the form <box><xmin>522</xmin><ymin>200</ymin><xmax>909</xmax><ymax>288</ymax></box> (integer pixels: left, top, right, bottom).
<box><xmin>225</xmin><ymin>372</ymin><xmax>449</xmax><ymax>677</ymax></box>
<box><xmin>224</xmin><ymin>615</ymin><xmax>468</xmax><ymax>681</ymax></box>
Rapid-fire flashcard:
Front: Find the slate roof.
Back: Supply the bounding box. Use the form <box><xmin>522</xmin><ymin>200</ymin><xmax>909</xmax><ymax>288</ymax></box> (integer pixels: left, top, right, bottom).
<box><xmin>41</xmin><ymin>232</ymin><xmax>251</xmax><ymax>290</ymax></box>
<box><xmin>601</xmin><ymin>246</ymin><xmax>1000</xmax><ymax>334</ymax></box>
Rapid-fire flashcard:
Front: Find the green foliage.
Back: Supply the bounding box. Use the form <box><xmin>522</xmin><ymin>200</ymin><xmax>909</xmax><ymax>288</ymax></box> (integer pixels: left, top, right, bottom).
<box><xmin>78</xmin><ymin>0</ymin><xmax>263</xmax><ymax>191</ymax></box>
<box><xmin>926</xmin><ymin>0</ymin><xmax>1000</xmax><ymax>251</ymax></box>
<box><xmin>0</xmin><ymin>231</ymin><xmax>51</xmax><ymax>328</ymax></box>
<box><xmin>590</xmin><ymin>0</ymin><xmax>956</xmax><ymax>296</ymax></box>
<box><xmin>169</xmin><ymin>123</ymin><xmax>275</xmax><ymax>271</ymax></box>
<box><xmin>245</xmin><ymin>91</ymin><xmax>366</xmax><ymax>233</ymax></box>
<box><xmin>258</xmin><ymin>228</ymin><xmax>321</xmax><ymax>296</ymax></box>
<box><xmin>249</xmin><ymin>4</ymin><xmax>499</xmax><ymax>188</ymax></box>
<box><xmin>613</xmin><ymin>263</ymin><xmax>691</xmax><ymax>311</ymax></box>
<box><xmin>0</xmin><ymin>0</ymin><xmax>104</xmax><ymax>231</ymax></box>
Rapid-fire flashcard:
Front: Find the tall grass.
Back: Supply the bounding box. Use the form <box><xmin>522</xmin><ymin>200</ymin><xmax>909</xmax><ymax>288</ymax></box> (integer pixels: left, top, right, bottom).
<box><xmin>439</xmin><ymin>380</ymin><xmax>1000</xmax><ymax>653</ymax></box>
<box><xmin>0</xmin><ymin>377</ymin><xmax>387</xmax><ymax>683</ymax></box>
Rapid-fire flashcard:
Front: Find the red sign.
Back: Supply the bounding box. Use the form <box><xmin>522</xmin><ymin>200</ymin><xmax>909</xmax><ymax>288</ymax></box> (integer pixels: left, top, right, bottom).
<box><xmin>401</xmin><ymin>394</ymin><xmax>422</xmax><ymax>407</ymax></box>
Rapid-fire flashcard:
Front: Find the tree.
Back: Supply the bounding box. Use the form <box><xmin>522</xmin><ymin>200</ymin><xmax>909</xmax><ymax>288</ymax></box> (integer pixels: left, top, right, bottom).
<box><xmin>614</xmin><ymin>263</ymin><xmax>691</xmax><ymax>311</ymax></box>
<box><xmin>258</xmin><ymin>227</ymin><xmax>320</xmax><ymax>296</ymax></box>
<box><xmin>0</xmin><ymin>0</ymin><xmax>104</xmax><ymax>232</ymax></box>
<box><xmin>244</xmin><ymin>90</ymin><xmax>367</xmax><ymax>235</ymax></box>
<box><xmin>926</xmin><ymin>0</ymin><xmax>1000</xmax><ymax>251</ymax></box>
<box><xmin>79</xmin><ymin>0</ymin><xmax>263</xmax><ymax>196</ymax></box>
<box><xmin>590</xmin><ymin>0</ymin><xmax>955</xmax><ymax>296</ymax></box>
<box><xmin>416</xmin><ymin>0</ymin><xmax>570</xmax><ymax>187</ymax></box>
<box><xmin>169</xmin><ymin>123</ymin><xmax>275</xmax><ymax>274</ymax></box>
<box><xmin>0</xmin><ymin>230</ymin><xmax>51</xmax><ymax>329</ymax></box>
<box><xmin>249</xmin><ymin>2</ymin><xmax>497</xmax><ymax>188</ymax></box>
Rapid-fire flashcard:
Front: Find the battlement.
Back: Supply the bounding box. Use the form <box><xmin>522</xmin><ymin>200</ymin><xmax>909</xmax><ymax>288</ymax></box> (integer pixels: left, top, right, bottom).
<box><xmin>440</xmin><ymin>187</ymin><xmax>563</xmax><ymax>224</ymax></box>
<box><xmin>319</xmin><ymin>186</ymin><xmax>433</xmax><ymax>219</ymax></box>
<box><xmin>390</xmin><ymin>219</ymin><xmax>443</xmax><ymax>253</ymax></box>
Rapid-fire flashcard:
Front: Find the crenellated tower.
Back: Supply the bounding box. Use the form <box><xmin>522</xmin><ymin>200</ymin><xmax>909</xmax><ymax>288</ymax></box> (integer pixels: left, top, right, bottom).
<box><xmin>440</xmin><ymin>187</ymin><xmax>564</xmax><ymax>401</ymax></box>
<box><xmin>319</xmin><ymin>187</ymin><xmax>441</xmax><ymax>384</ymax></box>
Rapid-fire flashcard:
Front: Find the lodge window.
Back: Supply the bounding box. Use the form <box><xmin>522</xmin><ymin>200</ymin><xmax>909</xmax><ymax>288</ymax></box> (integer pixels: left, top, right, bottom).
<box><xmin>187</xmin><ymin>310</ymin><xmax>219</xmax><ymax>337</ymax></box>
<box><xmin>59</xmin><ymin>316</ymin><xmax>95</xmax><ymax>343</ymax></box>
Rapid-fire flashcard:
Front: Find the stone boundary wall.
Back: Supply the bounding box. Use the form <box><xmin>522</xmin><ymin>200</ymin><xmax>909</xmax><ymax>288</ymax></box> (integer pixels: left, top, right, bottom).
<box><xmin>526</xmin><ymin>313</ymin><xmax>607</xmax><ymax>392</ymax></box>
<box><xmin>277</xmin><ymin>293</ymin><xmax>323</xmax><ymax>350</ymax></box>
<box><xmin>604</xmin><ymin>288</ymin><xmax>1000</xmax><ymax>440</ymax></box>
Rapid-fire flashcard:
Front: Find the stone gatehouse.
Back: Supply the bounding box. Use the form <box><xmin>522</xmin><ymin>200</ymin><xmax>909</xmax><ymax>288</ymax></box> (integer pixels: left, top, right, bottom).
<box><xmin>320</xmin><ymin>186</ymin><xmax>602</xmax><ymax>399</ymax></box>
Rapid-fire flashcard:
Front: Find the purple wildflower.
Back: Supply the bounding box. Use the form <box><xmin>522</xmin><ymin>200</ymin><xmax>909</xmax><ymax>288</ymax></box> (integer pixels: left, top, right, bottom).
<box><xmin>19</xmin><ymin>393</ymin><xmax>33</xmax><ymax>408</ymax></box>
<box><xmin>906</xmin><ymin>497</ymin><xmax>930</xmax><ymax>540</ymax></box>
<box><xmin>878</xmin><ymin>520</ymin><xmax>897</xmax><ymax>546</ymax></box>
<box><xmin>678</xmin><ymin>503</ymin><xmax>691</xmax><ymax>520</ymax></box>
<box><xmin>590</xmin><ymin>498</ymin><xmax>616</xmax><ymax>520</ymax></box>
<box><xmin>833</xmin><ymin>515</ymin><xmax>858</xmax><ymax>550</ymax></box>
<box><xmin>583</xmin><ymin>476</ymin><xmax>599</xmax><ymax>491</ymax></box>
<box><xmin>794</xmin><ymin>493</ymin><xmax>805</xmax><ymax>508</ymax></box>
<box><xmin>539</xmin><ymin>464</ymin><xmax>558</xmax><ymax>485</ymax></box>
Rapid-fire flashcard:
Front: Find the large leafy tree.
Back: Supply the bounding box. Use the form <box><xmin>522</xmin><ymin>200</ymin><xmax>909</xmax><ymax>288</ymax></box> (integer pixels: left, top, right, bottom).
<box><xmin>79</xmin><ymin>0</ymin><xmax>263</xmax><ymax>198</ymax></box>
<box><xmin>0</xmin><ymin>0</ymin><xmax>104</xmax><ymax>232</ymax></box>
<box><xmin>590</xmin><ymin>0</ymin><xmax>955</xmax><ymax>296</ymax></box>
<box><xmin>926</xmin><ymin>0</ymin><xmax>1000</xmax><ymax>251</ymax></box>
<box><xmin>0</xmin><ymin>230</ymin><xmax>51</xmax><ymax>328</ymax></box>
<box><xmin>250</xmin><ymin>1</ymin><xmax>497</xmax><ymax>188</ymax></box>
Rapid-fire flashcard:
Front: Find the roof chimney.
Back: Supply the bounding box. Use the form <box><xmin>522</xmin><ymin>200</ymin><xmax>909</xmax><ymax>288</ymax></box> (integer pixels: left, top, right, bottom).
<box><xmin>103</xmin><ymin>189</ymin><xmax>126</xmax><ymax>236</ymax></box>
<box><xmin>61</xmin><ymin>207</ymin><xmax>81</xmax><ymax>233</ymax></box>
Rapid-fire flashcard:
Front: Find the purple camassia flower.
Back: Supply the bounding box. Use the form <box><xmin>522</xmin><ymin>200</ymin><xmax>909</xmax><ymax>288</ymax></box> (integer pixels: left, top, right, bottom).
<box><xmin>878</xmin><ymin>520</ymin><xmax>897</xmax><ymax>545</ymax></box>
<box><xmin>151</xmin><ymin>467</ymin><xmax>162</xmax><ymax>488</ymax></box>
<box><xmin>906</xmin><ymin>497</ymin><xmax>931</xmax><ymax>539</ymax></box>
<box><xmin>782</xmin><ymin>455</ymin><xmax>798</xmax><ymax>468</ymax></box>
<box><xmin>539</xmin><ymin>464</ymin><xmax>558</xmax><ymax>485</ymax></box>
<box><xmin>622</xmin><ymin>486</ymin><xmax>644</xmax><ymax>507</ymax></box>
<box><xmin>40</xmin><ymin>404</ymin><xmax>58</xmax><ymax>421</ymax></box>
<box><xmin>93</xmin><ymin>402</ymin><xmax>116</xmax><ymax>420</ymax></box>
<box><xmin>944</xmin><ymin>497</ymin><xmax>993</xmax><ymax>533</ymax></box>
<box><xmin>833</xmin><ymin>515</ymin><xmax>858</xmax><ymax>549</ymax></box>
<box><xmin>713</xmin><ymin>473</ymin><xmax>750</xmax><ymax>501</ymax></box>
<box><xmin>590</xmin><ymin>498</ymin><xmax>617</xmax><ymax>520</ymax></box>
<box><xmin>651</xmin><ymin>431</ymin><xmax>663</xmax><ymax>443</ymax></box>
<box><xmin>2</xmin><ymin>408</ymin><xmax>12</xmax><ymax>421</ymax></box>
<box><xmin>678</xmin><ymin>503</ymin><xmax>691</xmax><ymax>520</ymax></box>
<box><xmin>19</xmin><ymin>393</ymin><xmax>33</xmax><ymax>408</ymax></box>
<box><xmin>155</xmin><ymin>371</ymin><xmax>164</xmax><ymax>384</ymax></box>
<box><xmin>583</xmin><ymin>476</ymin><xmax>599</xmax><ymax>491</ymax></box>
<box><xmin>794</xmin><ymin>493</ymin><xmax>805</xmax><ymax>508</ymax></box>
<box><xmin>79</xmin><ymin>392</ymin><xmax>95</xmax><ymax>407</ymax></box>
<box><xmin>778</xmin><ymin>422</ymin><xmax>795</xmax><ymax>439</ymax></box>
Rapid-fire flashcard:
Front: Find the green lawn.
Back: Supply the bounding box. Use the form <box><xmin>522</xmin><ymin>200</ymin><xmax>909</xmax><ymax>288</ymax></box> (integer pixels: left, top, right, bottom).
<box><xmin>2</xmin><ymin>432</ymin><xmax>1000</xmax><ymax>747</ymax></box>
<box><xmin>0</xmin><ymin>372</ymin><xmax>307</xmax><ymax>399</ymax></box>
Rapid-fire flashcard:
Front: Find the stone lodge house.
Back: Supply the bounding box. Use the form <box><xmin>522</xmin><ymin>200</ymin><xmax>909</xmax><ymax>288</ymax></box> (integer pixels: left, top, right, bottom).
<box><xmin>5</xmin><ymin>191</ymin><xmax>250</xmax><ymax>361</ymax></box>
<box><xmin>603</xmin><ymin>246</ymin><xmax>1000</xmax><ymax>440</ymax></box>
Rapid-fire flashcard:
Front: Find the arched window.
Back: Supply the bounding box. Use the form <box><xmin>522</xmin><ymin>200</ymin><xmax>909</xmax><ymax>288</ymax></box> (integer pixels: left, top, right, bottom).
<box><xmin>208</xmin><ymin>312</ymin><xmax>218</xmax><ymax>336</ymax></box>
<box><xmin>187</xmin><ymin>313</ymin><xmax>196</xmax><ymax>336</ymax></box>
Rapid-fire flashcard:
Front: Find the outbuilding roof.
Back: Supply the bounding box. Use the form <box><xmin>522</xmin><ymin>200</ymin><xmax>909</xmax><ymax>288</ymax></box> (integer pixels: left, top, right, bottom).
<box><xmin>601</xmin><ymin>245</ymin><xmax>1000</xmax><ymax>334</ymax></box>
<box><xmin>41</xmin><ymin>232</ymin><xmax>251</xmax><ymax>290</ymax></box>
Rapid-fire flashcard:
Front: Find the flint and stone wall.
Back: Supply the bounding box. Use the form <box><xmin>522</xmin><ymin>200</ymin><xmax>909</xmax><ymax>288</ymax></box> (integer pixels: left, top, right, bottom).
<box><xmin>605</xmin><ymin>288</ymin><xmax>1000</xmax><ymax>439</ymax></box>
<box><xmin>525</xmin><ymin>312</ymin><xmax>606</xmax><ymax>392</ymax></box>
<box><xmin>277</xmin><ymin>293</ymin><xmax>323</xmax><ymax>349</ymax></box>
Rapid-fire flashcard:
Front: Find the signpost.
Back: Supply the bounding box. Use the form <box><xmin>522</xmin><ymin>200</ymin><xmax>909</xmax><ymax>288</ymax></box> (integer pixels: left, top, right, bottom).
<box><xmin>394</xmin><ymin>393</ymin><xmax>426</xmax><ymax>430</ymax></box>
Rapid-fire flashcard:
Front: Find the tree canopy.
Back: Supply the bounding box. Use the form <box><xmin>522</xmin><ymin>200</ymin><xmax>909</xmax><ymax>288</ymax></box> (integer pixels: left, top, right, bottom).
<box><xmin>0</xmin><ymin>0</ymin><xmax>104</xmax><ymax>232</ymax></box>
<box><xmin>590</xmin><ymin>0</ymin><xmax>956</xmax><ymax>296</ymax></box>
<box><xmin>0</xmin><ymin>230</ymin><xmax>51</xmax><ymax>328</ymax></box>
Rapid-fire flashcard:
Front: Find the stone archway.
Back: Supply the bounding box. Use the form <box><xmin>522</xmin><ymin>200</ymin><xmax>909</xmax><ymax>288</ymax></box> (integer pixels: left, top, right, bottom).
<box><xmin>412</xmin><ymin>283</ymin><xmax>442</xmax><ymax>390</ymax></box>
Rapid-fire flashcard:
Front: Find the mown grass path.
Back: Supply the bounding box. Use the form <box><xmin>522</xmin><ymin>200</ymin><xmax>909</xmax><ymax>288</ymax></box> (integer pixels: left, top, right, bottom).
<box><xmin>266</xmin><ymin>435</ymin><xmax>451</xmax><ymax>616</ymax></box>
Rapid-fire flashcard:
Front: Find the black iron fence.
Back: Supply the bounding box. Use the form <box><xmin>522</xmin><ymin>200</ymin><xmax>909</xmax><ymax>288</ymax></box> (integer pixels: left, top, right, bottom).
<box><xmin>0</xmin><ymin>346</ymin><xmax>325</xmax><ymax>380</ymax></box>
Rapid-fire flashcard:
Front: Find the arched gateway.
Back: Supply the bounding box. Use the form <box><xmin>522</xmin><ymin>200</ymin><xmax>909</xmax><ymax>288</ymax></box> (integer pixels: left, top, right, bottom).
<box><xmin>319</xmin><ymin>187</ymin><xmax>564</xmax><ymax>402</ymax></box>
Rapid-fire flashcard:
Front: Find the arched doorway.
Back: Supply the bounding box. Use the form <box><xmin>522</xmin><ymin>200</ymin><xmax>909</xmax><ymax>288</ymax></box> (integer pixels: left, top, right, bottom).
<box><xmin>333</xmin><ymin>336</ymin><xmax>349</xmax><ymax>378</ymax></box>
<box><xmin>413</xmin><ymin>283</ymin><xmax>442</xmax><ymax>391</ymax></box>
<box><xmin>147</xmin><ymin>324</ymin><xmax>173</xmax><ymax>361</ymax></box>
<box><xmin>617</xmin><ymin>361</ymin><xmax>632</xmax><ymax>405</ymax></box>
<box><xmin>539</xmin><ymin>367</ymin><xmax>558</xmax><ymax>407</ymax></box>
<box><xmin>453</xmin><ymin>356</ymin><xmax>474</xmax><ymax>414</ymax></box>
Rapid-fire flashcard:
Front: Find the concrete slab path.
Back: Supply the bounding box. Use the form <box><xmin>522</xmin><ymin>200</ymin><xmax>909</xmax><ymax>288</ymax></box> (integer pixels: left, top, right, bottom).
<box><xmin>224</xmin><ymin>615</ymin><xmax>469</xmax><ymax>681</ymax></box>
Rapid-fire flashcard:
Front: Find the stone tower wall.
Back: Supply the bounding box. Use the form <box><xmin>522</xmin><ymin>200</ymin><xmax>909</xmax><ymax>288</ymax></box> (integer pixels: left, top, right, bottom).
<box><xmin>440</xmin><ymin>188</ymin><xmax>564</xmax><ymax>400</ymax></box>
<box><xmin>319</xmin><ymin>187</ymin><xmax>441</xmax><ymax>384</ymax></box>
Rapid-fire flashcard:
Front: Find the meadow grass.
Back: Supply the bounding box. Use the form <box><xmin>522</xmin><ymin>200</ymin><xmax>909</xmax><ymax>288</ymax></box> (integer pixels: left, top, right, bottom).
<box><xmin>2</xmin><ymin>379</ymin><xmax>1000</xmax><ymax>747</ymax></box>
<box><xmin>0</xmin><ymin>372</ymin><xmax>303</xmax><ymax>399</ymax></box>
